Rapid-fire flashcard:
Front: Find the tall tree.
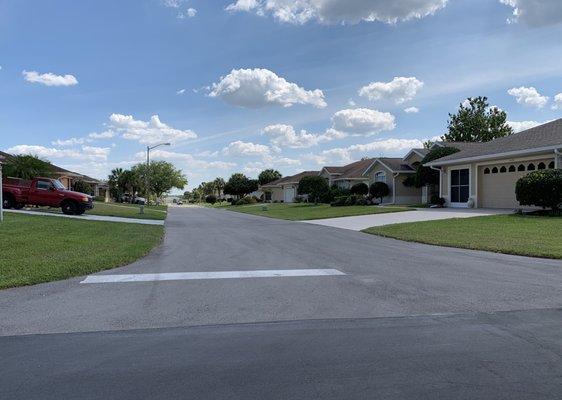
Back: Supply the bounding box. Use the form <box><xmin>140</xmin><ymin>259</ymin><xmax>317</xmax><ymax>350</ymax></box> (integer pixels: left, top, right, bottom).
<box><xmin>108</xmin><ymin>168</ymin><xmax>124</xmax><ymax>201</ymax></box>
<box><xmin>3</xmin><ymin>154</ymin><xmax>54</xmax><ymax>180</ymax></box>
<box><xmin>442</xmin><ymin>96</ymin><xmax>512</xmax><ymax>142</ymax></box>
<box><xmin>213</xmin><ymin>177</ymin><xmax>225</xmax><ymax>196</ymax></box>
<box><xmin>133</xmin><ymin>161</ymin><xmax>188</xmax><ymax>199</ymax></box>
<box><xmin>297</xmin><ymin>176</ymin><xmax>329</xmax><ymax>204</ymax></box>
<box><xmin>258</xmin><ymin>169</ymin><xmax>282</xmax><ymax>186</ymax></box>
<box><xmin>223</xmin><ymin>173</ymin><xmax>258</xmax><ymax>199</ymax></box>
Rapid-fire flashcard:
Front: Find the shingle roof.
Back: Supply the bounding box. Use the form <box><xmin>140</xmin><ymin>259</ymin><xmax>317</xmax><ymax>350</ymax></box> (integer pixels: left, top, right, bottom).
<box><xmin>261</xmin><ymin>170</ymin><xmax>320</xmax><ymax>187</ymax></box>
<box><xmin>427</xmin><ymin>119</ymin><xmax>562</xmax><ymax>165</ymax></box>
<box><xmin>332</xmin><ymin>159</ymin><xmax>374</xmax><ymax>180</ymax></box>
<box><xmin>376</xmin><ymin>158</ymin><xmax>416</xmax><ymax>173</ymax></box>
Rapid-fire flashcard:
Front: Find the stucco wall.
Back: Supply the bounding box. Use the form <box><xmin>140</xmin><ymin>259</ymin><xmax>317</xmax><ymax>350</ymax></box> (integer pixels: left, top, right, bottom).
<box><xmin>368</xmin><ymin>164</ymin><xmax>394</xmax><ymax>203</ymax></box>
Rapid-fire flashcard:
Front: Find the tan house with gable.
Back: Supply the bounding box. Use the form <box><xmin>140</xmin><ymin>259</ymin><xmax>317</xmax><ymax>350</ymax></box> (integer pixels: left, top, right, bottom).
<box><xmin>261</xmin><ymin>170</ymin><xmax>320</xmax><ymax>203</ymax></box>
<box><xmin>425</xmin><ymin>119</ymin><xmax>562</xmax><ymax>209</ymax></box>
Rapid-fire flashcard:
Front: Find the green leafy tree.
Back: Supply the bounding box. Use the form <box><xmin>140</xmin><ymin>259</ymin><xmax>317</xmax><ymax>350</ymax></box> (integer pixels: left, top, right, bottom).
<box><xmin>3</xmin><ymin>154</ymin><xmax>54</xmax><ymax>180</ymax></box>
<box><xmin>72</xmin><ymin>180</ymin><xmax>93</xmax><ymax>195</ymax></box>
<box><xmin>404</xmin><ymin>147</ymin><xmax>460</xmax><ymax>188</ymax></box>
<box><xmin>369</xmin><ymin>182</ymin><xmax>390</xmax><ymax>203</ymax></box>
<box><xmin>133</xmin><ymin>161</ymin><xmax>188</xmax><ymax>199</ymax></box>
<box><xmin>516</xmin><ymin>170</ymin><xmax>562</xmax><ymax>213</ymax></box>
<box><xmin>442</xmin><ymin>96</ymin><xmax>512</xmax><ymax>142</ymax></box>
<box><xmin>258</xmin><ymin>169</ymin><xmax>282</xmax><ymax>185</ymax></box>
<box><xmin>223</xmin><ymin>173</ymin><xmax>258</xmax><ymax>199</ymax></box>
<box><xmin>118</xmin><ymin>169</ymin><xmax>142</xmax><ymax>199</ymax></box>
<box><xmin>297</xmin><ymin>176</ymin><xmax>329</xmax><ymax>204</ymax></box>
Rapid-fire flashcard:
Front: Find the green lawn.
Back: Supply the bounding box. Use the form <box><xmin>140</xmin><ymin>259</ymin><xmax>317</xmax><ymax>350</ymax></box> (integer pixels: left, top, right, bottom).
<box><xmin>0</xmin><ymin>213</ymin><xmax>164</xmax><ymax>289</ymax></box>
<box><xmin>223</xmin><ymin>203</ymin><xmax>409</xmax><ymax>221</ymax></box>
<box><xmin>88</xmin><ymin>202</ymin><xmax>168</xmax><ymax>220</ymax></box>
<box><xmin>364</xmin><ymin>214</ymin><xmax>562</xmax><ymax>259</ymax></box>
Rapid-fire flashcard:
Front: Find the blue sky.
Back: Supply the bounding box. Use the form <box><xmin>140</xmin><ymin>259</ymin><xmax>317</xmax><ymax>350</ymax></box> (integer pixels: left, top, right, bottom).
<box><xmin>2</xmin><ymin>0</ymin><xmax>562</xmax><ymax>190</ymax></box>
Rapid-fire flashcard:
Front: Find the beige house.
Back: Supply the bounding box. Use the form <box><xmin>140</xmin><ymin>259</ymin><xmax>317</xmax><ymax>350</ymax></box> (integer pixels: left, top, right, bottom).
<box><xmin>260</xmin><ymin>171</ymin><xmax>320</xmax><ymax>203</ymax></box>
<box><xmin>425</xmin><ymin>119</ymin><xmax>562</xmax><ymax>209</ymax></box>
<box><xmin>362</xmin><ymin>157</ymin><xmax>422</xmax><ymax>204</ymax></box>
<box><xmin>320</xmin><ymin>159</ymin><xmax>372</xmax><ymax>189</ymax></box>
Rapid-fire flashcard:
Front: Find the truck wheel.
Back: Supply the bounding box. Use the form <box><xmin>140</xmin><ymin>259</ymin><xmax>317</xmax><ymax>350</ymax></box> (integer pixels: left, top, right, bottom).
<box><xmin>75</xmin><ymin>207</ymin><xmax>86</xmax><ymax>216</ymax></box>
<box><xmin>13</xmin><ymin>203</ymin><xmax>25</xmax><ymax>210</ymax></box>
<box><xmin>61</xmin><ymin>201</ymin><xmax>78</xmax><ymax>215</ymax></box>
<box><xmin>2</xmin><ymin>194</ymin><xmax>14</xmax><ymax>209</ymax></box>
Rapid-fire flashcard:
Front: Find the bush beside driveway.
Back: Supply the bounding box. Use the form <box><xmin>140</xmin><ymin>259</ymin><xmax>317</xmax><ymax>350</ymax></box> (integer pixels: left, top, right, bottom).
<box><xmin>0</xmin><ymin>213</ymin><xmax>164</xmax><ymax>289</ymax></box>
<box><xmin>221</xmin><ymin>203</ymin><xmax>409</xmax><ymax>221</ymax></box>
<box><xmin>364</xmin><ymin>214</ymin><xmax>562</xmax><ymax>259</ymax></box>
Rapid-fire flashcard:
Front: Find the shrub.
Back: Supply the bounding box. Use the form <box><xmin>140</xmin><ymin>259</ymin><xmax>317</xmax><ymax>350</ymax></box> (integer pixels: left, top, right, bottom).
<box><xmin>369</xmin><ymin>182</ymin><xmax>390</xmax><ymax>202</ymax></box>
<box><xmin>345</xmin><ymin>195</ymin><xmax>358</xmax><ymax>206</ymax></box>
<box><xmin>350</xmin><ymin>182</ymin><xmax>369</xmax><ymax>196</ymax></box>
<box><xmin>235</xmin><ymin>196</ymin><xmax>258</xmax><ymax>206</ymax></box>
<box><xmin>205</xmin><ymin>194</ymin><xmax>217</xmax><ymax>204</ymax></box>
<box><xmin>298</xmin><ymin>176</ymin><xmax>330</xmax><ymax>204</ymax></box>
<box><xmin>94</xmin><ymin>196</ymin><xmax>106</xmax><ymax>203</ymax></box>
<box><xmin>516</xmin><ymin>170</ymin><xmax>562</xmax><ymax>213</ymax></box>
<box><xmin>355</xmin><ymin>197</ymin><xmax>369</xmax><ymax>206</ymax></box>
<box><xmin>330</xmin><ymin>196</ymin><xmax>348</xmax><ymax>207</ymax></box>
<box><xmin>227</xmin><ymin>198</ymin><xmax>235</xmax><ymax>204</ymax></box>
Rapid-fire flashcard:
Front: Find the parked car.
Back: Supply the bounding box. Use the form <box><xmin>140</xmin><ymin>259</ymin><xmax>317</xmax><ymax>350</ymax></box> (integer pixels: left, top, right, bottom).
<box><xmin>2</xmin><ymin>177</ymin><xmax>94</xmax><ymax>215</ymax></box>
<box><xmin>177</xmin><ymin>200</ymin><xmax>183</xmax><ymax>205</ymax></box>
<box><xmin>120</xmin><ymin>193</ymin><xmax>147</xmax><ymax>205</ymax></box>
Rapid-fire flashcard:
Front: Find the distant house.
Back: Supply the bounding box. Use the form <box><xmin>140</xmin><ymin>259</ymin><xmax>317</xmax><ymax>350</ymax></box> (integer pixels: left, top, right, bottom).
<box><xmin>260</xmin><ymin>171</ymin><xmax>320</xmax><ymax>203</ymax></box>
<box><xmin>425</xmin><ymin>119</ymin><xmax>562</xmax><ymax>208</ymax></box>
<box><xmin>0</xmin><ymin>151</ymin><xmax>110</xmax><ymax>201</ymax></box>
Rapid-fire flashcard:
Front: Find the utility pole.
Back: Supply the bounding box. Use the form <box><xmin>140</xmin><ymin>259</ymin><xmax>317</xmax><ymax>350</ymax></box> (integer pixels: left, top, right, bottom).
<box><xmin>146</xmin><ymin>142</ymin><xmax>171</xmax><ymax>206</ymax></box>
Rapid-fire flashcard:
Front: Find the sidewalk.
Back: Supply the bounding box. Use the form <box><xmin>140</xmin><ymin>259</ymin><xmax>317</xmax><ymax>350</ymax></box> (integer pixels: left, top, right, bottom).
<box><xmin>5</xmin><ymin>209</ymin><xmax>165</xmax><ymax>226</ymax></box>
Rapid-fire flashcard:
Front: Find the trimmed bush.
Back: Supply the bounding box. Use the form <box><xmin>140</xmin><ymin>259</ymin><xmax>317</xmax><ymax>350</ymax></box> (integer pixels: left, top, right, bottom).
<box><xmin>350</xmin><ymin>182</ymin><xmax>369</xmax><ymax>196</ymax></box>
<box><xmin>298</xmin><ymin>176</ymin><xmax>330</xmax><ymax>204</ymax></box>
<box><xmin>235</xmin><ymin>196</ymin><xmax>258</xmax><ymax>206</ymax></box>
<box><xmin>205</xmin><ymin>194</ymin><xmax>217</xmax><ymax>204</ymax></box>
<box><xmin>369</xmin><ymin>182</ymin><xmax>390</xmax><ymax>202</ymax></box>
<box><xmin>516</xmin><ymin>169</ymin><xmax>562</xmax><ymax>213</ymax></box>
<box><xmin>345</xmin><ymin>195</ymin><xmax>358</xmax><ymax>206</ymax></box>
<box><xmin>330</xmin><ymin>196</ymin><xmax>348</xmax><ymax>207</ymax></box>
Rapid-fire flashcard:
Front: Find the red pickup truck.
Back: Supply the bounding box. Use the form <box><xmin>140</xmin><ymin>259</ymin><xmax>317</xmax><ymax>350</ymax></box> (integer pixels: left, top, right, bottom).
<box><xmin>2</xmin><ymin>177</ymin><xmax>94</xmax><ymax>215</ymax></box>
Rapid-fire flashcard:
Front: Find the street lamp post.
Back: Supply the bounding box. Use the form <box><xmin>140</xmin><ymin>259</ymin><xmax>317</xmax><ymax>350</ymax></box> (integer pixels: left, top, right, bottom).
<box><xmin>146</xmin><ymin>142</ymin><xmax>171</xmax><ymax>206</ymax></box>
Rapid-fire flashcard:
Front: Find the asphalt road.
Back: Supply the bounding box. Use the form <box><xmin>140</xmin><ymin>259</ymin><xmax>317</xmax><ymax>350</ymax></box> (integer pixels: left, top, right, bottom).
<box><xmin>2</xmin><ymin>206</ymin><xmax>562</xmax><ymax>399</ymax></box>
<box><xmin>2</xmin><ymin>309</ymin><xmax>562</xmax><ymax>400</ymax></box>
<box><xmin>1</xmin><ymin>206</ymin><xmax>561</xmax><ymax>336</ymax></box>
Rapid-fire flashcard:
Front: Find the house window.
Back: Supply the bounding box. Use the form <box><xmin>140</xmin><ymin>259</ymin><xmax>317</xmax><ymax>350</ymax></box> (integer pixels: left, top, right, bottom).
<box><xmin>548</xmin><ymin>161</ymin><xmax>555</xmax><ymax>169</ymax></box>
<box><xmin>374</xmin><ymin>171</ymin><xmax>386</xmax><ymax>183</ymax></box>
<box><xmin>500</xmin><ymin>166</ymin><xmax>507</xmax><ymax>173</ymax></box>
<box><xmin>492</xmin><ymin>167</ymin><xmax>498</xmax><ymax>174</ymax></box>
<box><xmin>517</xmin><ymin>164</ymin><xmax>526</xmax><ymax>172</ymax></box>
<box><xmin>483</xmin><ymin>168</ymin><xmax>490</xmax><ymax>174</ymax></box>
<box><xmin>538</xmin><ymin>162</ymin><xmax>546</xmax><ymax>170</ymax></box>
<box><xmin>527</xmin><ymin>163</ymin><xmax>535</xmax><ymax>171</ymax></box>
<box><xmin>450</xmin><ymin>169</ymin><xmax>469</xmax><ymax>203</ymax></box>
<box><xmin>508</xmin><ymin>165</ymin><xmax>516</xmax><ymax>172</ymax></box>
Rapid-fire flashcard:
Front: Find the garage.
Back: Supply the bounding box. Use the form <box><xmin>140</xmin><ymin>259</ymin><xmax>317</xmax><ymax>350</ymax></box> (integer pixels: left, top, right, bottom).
<box><xmin>478</xmin><ymin>160</ymin><xmax>554</xmax><ymax>208</ymax></box>
<box><xmin>283</xmin><ymin>187</ymin><xmax>295</xmax><ymax>203</ymax></box>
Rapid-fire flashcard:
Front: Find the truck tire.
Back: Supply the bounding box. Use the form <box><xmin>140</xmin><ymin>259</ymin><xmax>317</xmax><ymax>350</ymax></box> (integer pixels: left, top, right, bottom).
<box><xmin>75</xmin><ymin>207</ymin><xmax>86</xmax><ymax>216</ymax></box>
<box><xmin>13</xmin><ymin>203</ymin><xmax>25</xmax><ymax>210</ymax></box>
<box><xmin>61</xmin><ymin>200</ymin><xmax>78</xmax><ymax>215</ymax></box>
<box><xmin>2</xmin><ymin>193</ymin><xmax>14</xmax><ymax>209</ymax></box>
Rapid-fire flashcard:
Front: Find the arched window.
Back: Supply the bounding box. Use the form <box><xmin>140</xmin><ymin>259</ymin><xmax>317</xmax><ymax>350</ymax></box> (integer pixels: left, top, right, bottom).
<box><xmin>484</xmin><ymin>168</ymin><xmax>490</xmax><ymax>174</ymax></box>
<box><xmin>548</xmin><ymin>161</ymin><xmax>555</xmax><ymax>169</ymax></box>
<box><xmin>492</xmin><ymin>167</ymin><xmax>498</xmax><ymax>173</ymax></box>
<box><xmin>508</xmin><ymin>165</ymin><xmax>516</xmax><ymax>172</ymax></box>
<box><xmin>518</xmin><ymin>164</ymin><xmax>526</xmax><ymax>171</ymax></box>
<box><xmin>374</xmin><ymin>171</ymin><xmax>386</xmax><ymax>183</ymax></box>
<box><xmin>500</xmin><ymin>166</ymin><xmax>507</xmax><ymax>173</ymax></box>
<box><xmin>527</xmin><ymin>163</ymin><xmax>535</xmax><ymax>171</ymax></box>
<box><xmin>538</xmin><ymin>162</ymin><xmax>546</xmax><ymax>170</ymax></box>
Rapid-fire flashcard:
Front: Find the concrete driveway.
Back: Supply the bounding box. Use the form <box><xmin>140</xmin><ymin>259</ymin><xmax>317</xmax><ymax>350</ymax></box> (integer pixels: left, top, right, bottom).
<box><xmin>304</xmin><ymin>207</ymin><xmax>512</xmax><ymax>231</ymax></box>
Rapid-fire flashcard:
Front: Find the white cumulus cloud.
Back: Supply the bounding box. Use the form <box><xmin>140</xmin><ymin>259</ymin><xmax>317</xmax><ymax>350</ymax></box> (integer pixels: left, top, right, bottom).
<box><xmin>359</xmin><ymin>77</ymin><xmax>424</xmax><ymax>104</ymax></box>
<box><xmin>225</xmin><ymin>0</ymin><xmax>448</xmax><ymax>25</ymax></box>
<box><xmin>263</xmin><ymin>124</ymin><xmax>346</xmax><ymax>149</ymax></box>
<box><xmin>507</xmin><ymin>86</ymin><xmax>549</xmax><ymax>109</ymax></box>
<box><xmin>209</xmin><ymin>68</ymin><xmax>326</xmax><ymax>108</ymax></box>
<box><xmin>109</xmin><ymin>114</ymin><xmax>197</xmax><ymax>145</ymax></box>
<box><xmin>499</xmin><ymin>0</ymin><xmax>562</xmax><ymax>26</ymax></box>
<box><xmin>404</xmin><ymin>106</ymin><xmax>420</xmax><ymax>113</ymax></box>
<box><xmin>508</xmin><ymin>120</ymin><xmax>543</xmax><ymax>133</ymax></box>
<box><xmin>138</xmin><ymin>149</ymin><xmax>236</xmax><ymax>170</ymax></box>
<box><xmin>552</xmin><ymin>93</ymin><xmax>562</xmax><ymax>110</ymax></box>
<box><xmin>331</xmin><ymin>108</ymin><xmax>395</xmax><ymax>136</ymax></box>
<box><xmin>7</xmin><ymin>144</ymin><xmax>110</xmax><ymax>161</ymax></box>
<box><xmin>23</xmin><ymin>70</ymin><xmax>78</xmax><ymax>87</ymax></box>
<box><xmin>222</xmin><ymin>140</ymin><xmax>271</xmax><ymax>157</ymax></box>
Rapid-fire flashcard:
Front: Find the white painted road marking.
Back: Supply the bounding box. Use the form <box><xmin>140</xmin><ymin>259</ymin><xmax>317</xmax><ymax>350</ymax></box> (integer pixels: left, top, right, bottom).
<box><xmin>80</xmin><ymin>269</ymin><xmax>346</xmax><ymax>284</ymax></box>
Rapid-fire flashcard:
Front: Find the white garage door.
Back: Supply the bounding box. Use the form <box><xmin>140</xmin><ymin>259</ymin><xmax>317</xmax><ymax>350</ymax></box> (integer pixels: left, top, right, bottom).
<box><xmin>284</xmin><ymin>187</ymin><xmax>295</xmax><ymax>203</ymax></box>
<box><xmin>478</xmin><ymin>162</ymin><xmax>551</xmax><ymax>208</ymax></box>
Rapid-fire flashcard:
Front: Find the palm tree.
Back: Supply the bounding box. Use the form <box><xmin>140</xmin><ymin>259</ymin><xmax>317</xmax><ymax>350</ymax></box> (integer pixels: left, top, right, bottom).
<box><xmin>3</xmin><ymin>154</ymin><xmax>54</xmax><ymax>180</ymax></box>
<box><xmin>108</xmin><ymin>168</ymin><xmax>124</xmax><ymax>201</ymax></box>
<box><xmin>213</xmin><ymin>177</ymin><xmax>225</xmax><ymax>196</ymax></box>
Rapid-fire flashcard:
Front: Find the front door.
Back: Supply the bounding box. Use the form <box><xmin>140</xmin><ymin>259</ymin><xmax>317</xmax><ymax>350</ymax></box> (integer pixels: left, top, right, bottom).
<box><xmin>450</xmin><ymin>168</ymin><xmax>469</xmax><ymax>205</ymax></box>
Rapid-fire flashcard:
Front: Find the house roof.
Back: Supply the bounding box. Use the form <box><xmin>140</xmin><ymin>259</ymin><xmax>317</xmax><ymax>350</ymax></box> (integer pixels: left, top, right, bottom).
<box><xmin>261</xmin><ymin>170</ymin><xmax>320</xmax><ymax>188</ymax></box>
<box><xmin>332</xmin><ymin>159</ymin><xmax>374</xmax><ymax>180</ymax></box>
<box><xmin>426</xmin><ymin>119</ymin><xmax>562</xmax><ymax>166</ymax></box>
<box><xmin>0</xmin><ymin>150</ymin><xmax>103</xmax><ymax>183</ymax></box>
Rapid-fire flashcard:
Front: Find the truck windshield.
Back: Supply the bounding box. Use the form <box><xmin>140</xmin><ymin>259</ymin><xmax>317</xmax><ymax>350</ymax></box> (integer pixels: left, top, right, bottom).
<box><xmin>52</xmin><ymin>180</ymin><xmax>66</xmax><ymax>190</ymax></box>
